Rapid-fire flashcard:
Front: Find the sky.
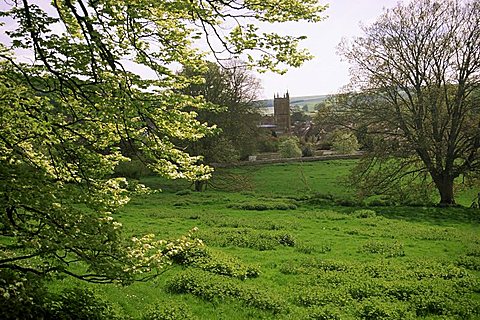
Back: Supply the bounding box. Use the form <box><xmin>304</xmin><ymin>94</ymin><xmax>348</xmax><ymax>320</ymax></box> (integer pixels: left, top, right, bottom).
<box><xmin>256</xmin><ymin>0</ymin><xmax>401</xmax><ymax>99</ymax></box>
<box><xmin>0</xmin><ymin>0</ymin><xmax>402</xmax><ymax>99</ymax></box>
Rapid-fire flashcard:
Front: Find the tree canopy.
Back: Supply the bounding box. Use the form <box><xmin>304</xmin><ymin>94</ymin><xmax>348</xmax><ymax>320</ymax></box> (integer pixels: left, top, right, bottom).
<box><xmin>180</xmin><ymin>60</ymin><xmax>263</xmax><ymax>165</ymax></box>
<box><xmin>0</xmin><ymin>0</ymin><xmax>326</xmax><ymax>284</ymax></box>
<box><xmin>337</xmin><ymin>0</ymin><xmax>480</xmax><ymax>205</ymax></box>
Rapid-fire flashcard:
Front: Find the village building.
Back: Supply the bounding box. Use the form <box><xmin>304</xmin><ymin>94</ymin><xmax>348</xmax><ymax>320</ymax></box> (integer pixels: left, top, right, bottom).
<box><xmin>259</xmin><ymin>92</ymin><xmax>292</xmax><ymax>135</ymax></box>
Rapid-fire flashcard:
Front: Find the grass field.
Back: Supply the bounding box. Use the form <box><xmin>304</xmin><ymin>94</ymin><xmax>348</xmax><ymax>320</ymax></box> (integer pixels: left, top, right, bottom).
<box><xmin>54</xmin><ymin>160</ymin><xmax>480</xmax><ymax>319</ymax></box>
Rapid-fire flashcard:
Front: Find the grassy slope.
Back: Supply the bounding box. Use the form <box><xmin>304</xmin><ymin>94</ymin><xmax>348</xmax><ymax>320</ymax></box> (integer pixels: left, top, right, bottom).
<box><xmin>54</xmin><ymin>160</ymin><xmax>480</xmax><ymax>319</ymax></box>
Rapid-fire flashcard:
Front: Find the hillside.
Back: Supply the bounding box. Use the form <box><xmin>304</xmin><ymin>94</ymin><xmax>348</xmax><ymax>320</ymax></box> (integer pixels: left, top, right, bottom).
<box><xmin>257</xmin><ymin>94</ymin><xmax>330</xmax><ymax>113</ymax></box>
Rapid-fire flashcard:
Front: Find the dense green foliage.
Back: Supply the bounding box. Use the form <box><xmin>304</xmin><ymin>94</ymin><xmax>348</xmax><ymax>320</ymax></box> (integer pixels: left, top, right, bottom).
<box><xmin>330</xmin><ymin>130</ymin><xmax>360</xmax><ymax>154</ymax></box>
<box><xmin>0</xmin><ymin>0</ymin><xmax>326</xmax><ymax>298</ymax></box>
<box><xmin>180</xmin><ymin>60</ymin><xmax>263</xmax><ymax>163</ymax></box>
<box><xmin>279</xmin><ymin>137</ymin><xmax>303</xmax><ymax>158</ymax></box>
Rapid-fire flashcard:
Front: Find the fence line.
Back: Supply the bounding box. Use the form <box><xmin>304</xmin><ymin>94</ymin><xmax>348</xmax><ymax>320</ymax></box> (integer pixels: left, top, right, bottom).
<box><xmin>212</xmin><ymin>153</ymin><xmax>363</xmax><ymax>168</ymax></box>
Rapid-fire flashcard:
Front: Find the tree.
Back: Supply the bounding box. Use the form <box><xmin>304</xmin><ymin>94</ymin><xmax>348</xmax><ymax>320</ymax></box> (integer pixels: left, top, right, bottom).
<box><xmin>0</xmin><ymin>0</ymin><xmax>326</xmax><ymax>288</ymax></box>
<box><xmin>279</xmin><ymin>137</ymin><xmax>302</xmax><ymax>158</ymax></box>
<box><xmin>338</xmin><ymin>0</ymin><xmax>480</xmax><ymax>205</ymax></box>
<box><xmin>291</xmin><ymin>109</ymin><xmax>310</xmax><ymax>123</ymax></box>
<box><xmin>330</xmin><ymin>129</ymin><xmax>359</xmax><ymax>154</ymax></box>
<box><xmin>180</xmin><ymin>60</ymin><xmax>263</xmax><ymax>165</ymax></box>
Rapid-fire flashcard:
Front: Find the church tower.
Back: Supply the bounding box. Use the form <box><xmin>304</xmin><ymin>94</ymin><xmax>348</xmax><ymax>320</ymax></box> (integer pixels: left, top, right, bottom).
<box><xmin>273</xmin><ymin>92</ymin><xmax>291</xmax><ymax>134</ymax></box>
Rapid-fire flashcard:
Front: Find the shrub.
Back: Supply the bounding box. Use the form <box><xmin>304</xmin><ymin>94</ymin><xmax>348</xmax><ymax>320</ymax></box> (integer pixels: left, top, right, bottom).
<box><xmin>379</xmin><ymin>182</ymin><xmax>435</xmax><ymax>207</ymax></box>
<box><xmin>277</xmin><ymin>233</ymin><xmax>296</xmax><ymax>246</ymax></box>
<box><xmin>456</xmin><ymin>256</ymin><xmax>480</xmax><ymax>271</ymax></box>
<box><xmin>186</xmin><ymin>249</ymin><xmax>260</xmax><ymax>279</ymax></box>
<box><xmin>383</xmin><ymin>281</ymin><xmax>419</xmax><ymax>301</ymax></box>
<box><xmin>307</xmin><ymin>305</ymin><xmax>342</xmax><ymax>320</ymax></box>
<box><xmin>334</xmin><ymin>196</ymin><xmax>364</xmax><ymax>207</ymax></box>
<box><xmin>0</xmin><ymin>270</ymin><xmax>49</xmax><ymax>320</ymax></box>
<box><xmin>173</xmin><ymin>201</ymin><xmax>189</xmax><ymax>207</ymax></box>
<box><xmin>198</xmin><ymin>228</ymin><xmax>297</xmax><ymax>251</ymax></box>
<box><xmin>348</xmin><ymin>280</ymin><xmax>383</xmax><ymax>301</ymax></box>
<box><xmin>167</xmin><ymin>270</ymin><xmax>287</xmax><ymax>314</ymax></box>
<box><xmin>367</xmin><ymin>198</ymin><xmax>396</xmax><ymax>207</ymax></box>
<box><xmin>411</xmin><ymin>291</ymin><xmax>453</xmax><ymax>317</ymax></box>
<box><xmin>353</xmin><ymin>209</ymin><xmax>377</xmax><ymax>218</ymax></box>
<box><xmin>360</xmin><ymin>241</ymin><xmax>405</xmax><ymax>258</ymax></box>
<box><xmin>296</xmin><ymin>288</ymin><xmax>350</xmax><ymax>307</ymax></box>
<box><xmin>0</xmin><ymin>271</ymin><xmax>122</xmax><ymax>320</ymax></box>
<box><xmin>296</xmin><ymin>244</ymin><xmax>316</xmax><ymax>254</ymax></box>
<box><xmin>306</xmin><ymin>193</ymin><xmax>335</xmax><ymax>205</ymax></box>
<box><xmin>279</xmin><ymin>137</ymin><xmax>302</xmax><ymax>158</ymax></box>
<box><xmin>301</xmin><ymin>143</ymin><xmax>316</xmax><ymax>157</ymax></box>
<box><xmin>175</xmin><ymin>189</ymin><xmax>192</xmax><ymax>196</ymax></box>
<box><xmin>228</xmin><ymin>200</ymin><xmax>297</xmax><ymax>211</ymax></box>
<box><xmin>257</xmin><ymin>135</ymin><xmax>279</xmax><ymax>153</ymax></box>
<box><xmin>142</xmin><ymin>303</ymin><xmax>197</xmax><ymax>320</ymax></box>
<box><xmin>47</xmin><ymin>287</ymin><xmax>120</xmax><ymax>320</ymax></box>
<box><xmin>114</xmin><ymin>159</ymin><xmax>152</xmax><ymax>179</ymax></box>
<box><xmin>302</xmin><ymin>259</ymin><xmax>350</xmax><ymax>272</ymax></box>
<box><xmin>358</xmin><ymin>297</ymin><xmax>414</xmax><ymax>320</ymax></box>
<box><xmin>330</xmin><ymin>130</ymin><xmax>359</xmax><ymax>154</ymax></box>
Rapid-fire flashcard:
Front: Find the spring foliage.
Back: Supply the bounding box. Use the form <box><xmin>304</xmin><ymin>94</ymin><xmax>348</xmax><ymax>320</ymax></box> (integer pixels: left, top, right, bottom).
<box><xmin>0</xmin><ymin>0</ymin><xmax>326</xmax><ymax>285</ymax></box>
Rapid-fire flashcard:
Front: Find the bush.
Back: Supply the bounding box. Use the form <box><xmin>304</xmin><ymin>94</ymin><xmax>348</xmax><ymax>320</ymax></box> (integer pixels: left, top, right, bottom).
<box><xmin>114</xmin><ymin>159</ymin><xmax>152</xmax><ymax>179</ymax></box>
<box><xmin>185</xmin><ymin>249</ymin><xmax>260</xmax><ymax>279</ymax></box>
<box><xmin>167</xmin><ymin>269</ymin><xmax>287</xmax><ymax>314</ymax></box>
<box><xmin>353</xmin><ymin>209</ymin><xmax>377</xmax><ymax>218</ymax></box>
<box><xmin>296</xmin><ymin>288</ymin><xmax>350</xmax><ymax>307</ymax></box>
<box><xmin>301</xmin><ymin>143</ymin><xmax>316</xmax><ymax>157</ymax></box>
<box><xmin>279</xmin><ymin>137</ymin><xmax>302</xmax><ymax>158</ymax></box>
<box><xmin>334</xmin><ymin>197</ymin><xmax>363</xmax><ymax>207</ymax></box>
<box><xmin>307</xmin><ymin>305</ymin><xmax>342</xmax><ymax>320</ymax></box>
<box><xmin>367</xmin><ymin>198</ymin><xmax>396</xmax><ymax>207</ymax></box>
<box><xmin>295</xmin><ymin>244</ymin><xmax>317</xmax><ymax>254</ymax></box>
<box><xmin>0</xmin><ymin>270</ymin><xmax>49</xmax><ymax>320</ymax></box>
<box><xmin>358</xmin><ymin>297</ymin><xmax>414</xmax><ymax>320</ymax></box>
<box><xmin>228</xmin><ymin>200</ymin><xmax>297</xmax><ymax>211</ymax></box>
<box><xmin>330</xmin><ymin>130</ymin><xmax>359</xmax><ymax>154</ymax></box>
<box><xmin>142</xmin><ymin>303</ymin><xmax>197</xmax><ymax>320</ymax></box>
<box><xmin>456</xmin><ymin>256</ymin><xmax>480</xmax><ymax>271</ymax></box>
<box><xmin>175</xmin><ymin>189</ymin><xmax>192</xmax><ymax>196</ymax></box>
<box><xmin>198</xmin><ymin>228</ymin><xmax>296</xmax><ymax>251</ymax></box>
<box><xmin>257</xmin><ymin>135</ymin><xmax>279</xmax><ymax>153</ymax></box>
<box><xmin>360</xmin><ymin>241</ymin><xmax>405</xmax><ymax>258</ymax></box>
<box><xmin>0</xmin><ymin>271</ymin><xmax>122</xmax><ymax>320</ymax></box>
<box><xmin>306</xmin><ymin>193</ymin><xmax>335</xmax><ymax>205</ymax></box>
<box><xmin>47</xmin><ymin>287</ymin><xmax>120</xmax><ymax>320</ymax></box>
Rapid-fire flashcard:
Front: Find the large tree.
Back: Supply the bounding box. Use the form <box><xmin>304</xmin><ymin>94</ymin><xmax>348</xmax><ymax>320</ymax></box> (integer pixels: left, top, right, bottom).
<box><xmin>181</xmin><ymin>60</ymin><xmax>262</xmax><ymax>166</ymax></box>
<box><xmin>0</xmin><ymin>0</ymin><xmax>326</xmax><ymax>289</ymax></box>
<box><xmin>338</xmin><ymin>0</ymin><xmax>480</xmax><ymax>205</ymax></box>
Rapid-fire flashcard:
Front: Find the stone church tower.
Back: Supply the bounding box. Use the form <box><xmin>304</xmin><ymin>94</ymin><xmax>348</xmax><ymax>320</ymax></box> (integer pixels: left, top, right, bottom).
<box><xmin>273</xmin><ymin>92</ymin><xmax>291</xmax><ymax>134</ymax></box>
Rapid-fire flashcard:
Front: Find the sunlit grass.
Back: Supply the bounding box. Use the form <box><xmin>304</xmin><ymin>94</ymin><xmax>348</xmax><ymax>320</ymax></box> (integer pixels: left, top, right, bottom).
<box><xmin>51</xmin><ymin>160</ymin><xmax>480</xmax><ymax>319</ymax></box>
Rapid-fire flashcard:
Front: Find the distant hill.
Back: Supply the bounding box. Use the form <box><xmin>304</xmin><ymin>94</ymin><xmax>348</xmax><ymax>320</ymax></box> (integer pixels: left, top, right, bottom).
<box><xmin>256</xmin><ymin>94</ymin><xmax>331</xmax><ymax>113</ymax></box>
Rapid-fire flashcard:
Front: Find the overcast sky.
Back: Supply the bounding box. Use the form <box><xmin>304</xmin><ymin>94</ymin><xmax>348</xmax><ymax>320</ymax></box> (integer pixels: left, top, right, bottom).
<box><xmin>256</xmin><ymin>0</ymin><xmax>401</xmax><ymax>99</ymax></box>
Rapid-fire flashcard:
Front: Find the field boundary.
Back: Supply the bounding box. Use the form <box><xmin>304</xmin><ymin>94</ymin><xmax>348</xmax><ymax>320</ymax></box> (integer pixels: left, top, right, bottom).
<box><xmin>212</xmin><ymin>153</ymin><xmax>363</xmax><ymax>168</ymax></box>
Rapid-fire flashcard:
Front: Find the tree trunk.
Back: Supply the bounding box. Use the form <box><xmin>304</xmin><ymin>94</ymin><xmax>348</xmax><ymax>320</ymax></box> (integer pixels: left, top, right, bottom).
<box><xmin>194</xmin><ymin>180</ymin><xmax>206</xmax><ymax>192</ymax></box>
<box><xmin>433</xmin><ymin>174</ymin><xmax>456</xmax><ymax>206</ymax></box>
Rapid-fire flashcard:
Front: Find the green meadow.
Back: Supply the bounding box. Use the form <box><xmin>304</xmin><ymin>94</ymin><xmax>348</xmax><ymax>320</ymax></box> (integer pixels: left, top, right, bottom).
<box><xmin>55</xmin><ymin>160</ymin><xmax>480</xmax><ymax>319</ymax></box>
